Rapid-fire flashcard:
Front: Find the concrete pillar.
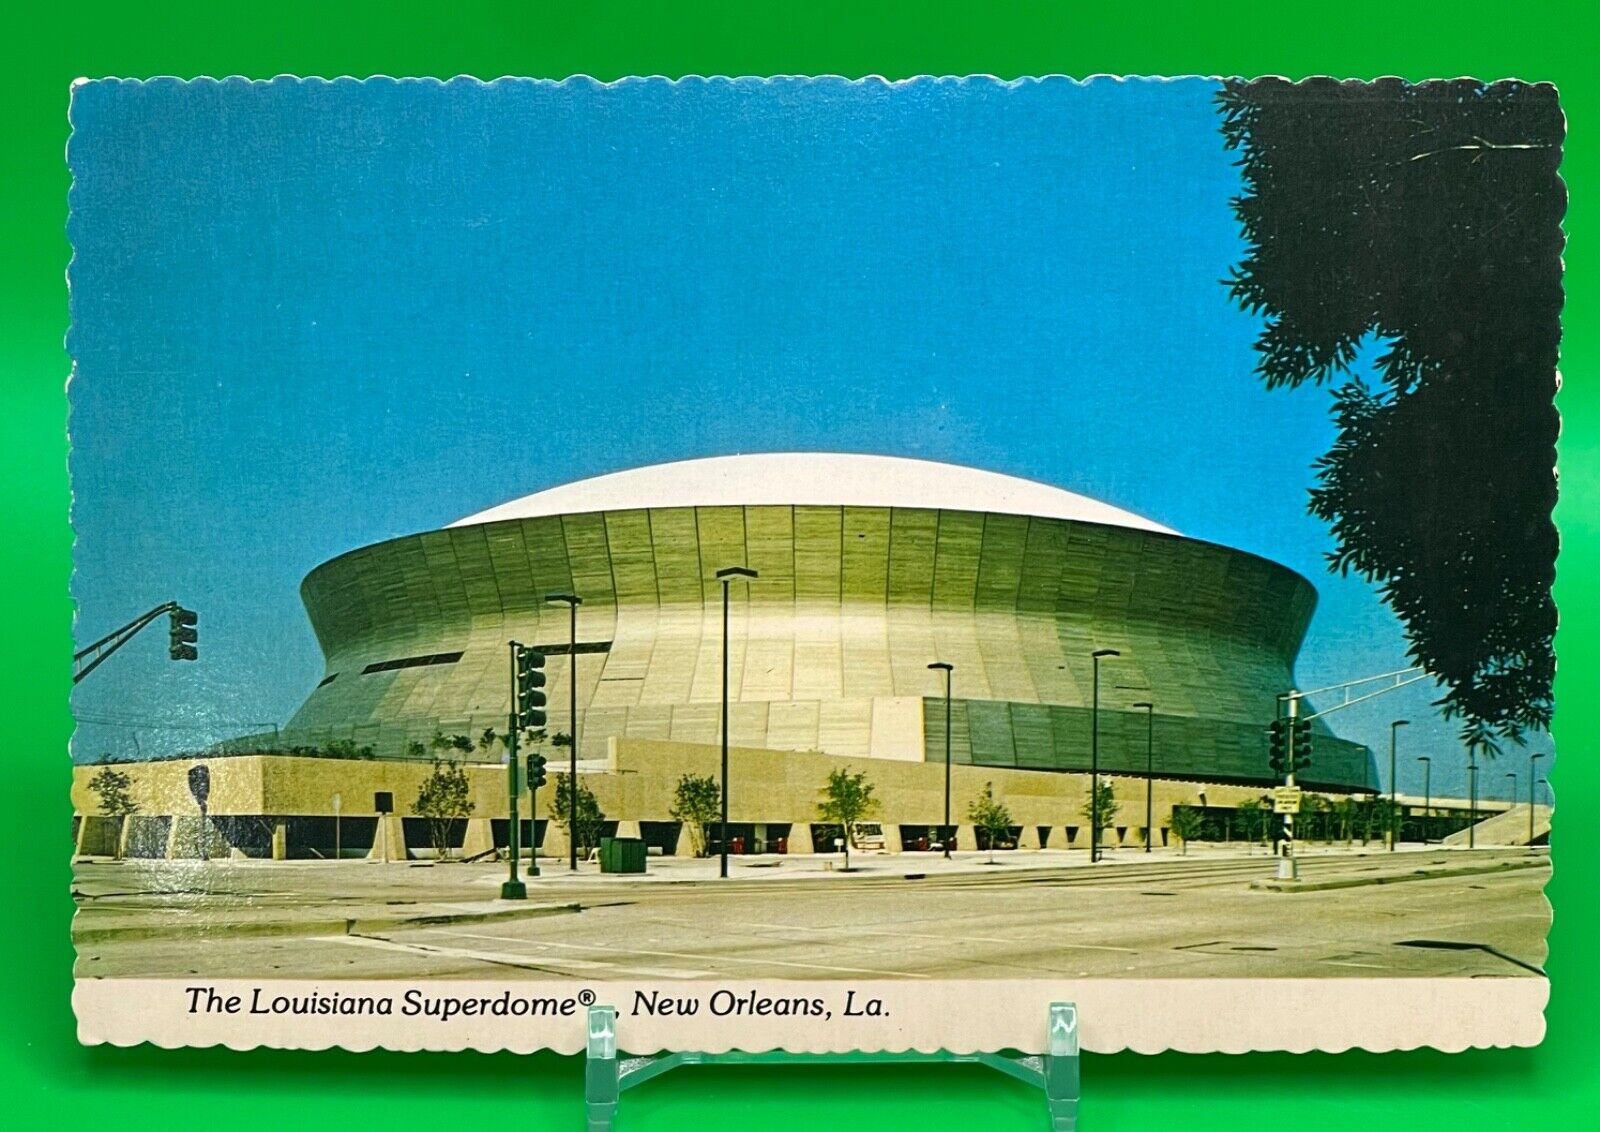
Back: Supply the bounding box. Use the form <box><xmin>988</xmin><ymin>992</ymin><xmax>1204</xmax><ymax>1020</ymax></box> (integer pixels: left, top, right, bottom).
<box><xmin>271</xmin><ymin>821</ymin><xmax>288</xmax><ymax>861</ymax></box>
<box><xmin>543</xmin><ymin>821</ymin><xmax>571</xmax><ymax>862</ymax></box>
<box><xmin>1063</xmin><ymin>826</ymin><xmax>1081</xmax><ymax>849</ymax></box>
<box><xmin>118</xmin><ymin>815</ymin><xmax>134</xmax><ymax>859</ymax></box>
<box><xmin>75</xmin><ymin>815</ymin><xmax>119</xmax><ymax>857</ymax></box>
<box><xmin>1019</xmin><ymin>825</ymin><xmax>1041</xmax><ymax>850</ymax></box>
<box><xmin>167</xmin><ymin>816</ymin><xmax>203</xmax><ymax>858</ymax></box>
<box><xmin>672</xmin><ymin>823</ymin><xmax>697</xmax><ymax>858</ymax></box>
<box><xmin>614</xmin><ymin>820</ymin><xmax>642</xmax><ymax>839</ymax></box>
<box><xmin>787</xmin><ymin>822</ymin><xmax>814</xmax><ymax>855</ymax></box>
<box><xmin>882</xmin><ymin>823</ymin><xmax>904</xmax><ymax>853</ymax></box>
<box><xmin>367</xmin><ymin>815</ymin><xmax>407</xmax><ymax>862</ymax></box>
<box><xmin>166</xmin><ymin>816</ymin><xmax>228</xmax><ymax>859</ymax></box>
<box><xmin>461</xmin><ymin>818</ymin><xmax>494</xmax><ymax>859</ymax></box>
<box><xmin>957</xmin><ymin>824</ymin><xmax>979</xmax><ymax>851</ymax></box>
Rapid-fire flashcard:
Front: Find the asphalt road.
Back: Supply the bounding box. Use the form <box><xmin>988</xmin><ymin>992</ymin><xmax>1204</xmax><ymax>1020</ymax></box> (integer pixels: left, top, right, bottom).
<box><xmin>74</xmin><ymin>848</ymin><xmax>1549</xmax><ymax>980</ymax></box>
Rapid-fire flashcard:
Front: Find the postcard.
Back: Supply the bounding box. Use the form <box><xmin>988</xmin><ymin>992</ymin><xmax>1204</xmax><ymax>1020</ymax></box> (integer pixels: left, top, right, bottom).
<box><xmin>68</xmin><ymin>75</ymin><xmax>1558</xmax><ymax>1055</ymax></box>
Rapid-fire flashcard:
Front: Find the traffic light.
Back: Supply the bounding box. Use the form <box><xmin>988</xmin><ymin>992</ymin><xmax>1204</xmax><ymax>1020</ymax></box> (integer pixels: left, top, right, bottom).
<box><xmin>515</xmin><ymin>646</ymin><xmax>547</xmax><ymax>730</ymax></box>
<box><xmin>1267</xmin><ymin>718</ymin><xmax>1287</xmax><ymax>775</ymax></box>
<box><xmin>1291</xmin><ymin>718</ymin><xmax>1313</xmax><ymax>772</ymax></box>
<box><xmin>526</xmin><ymin>751</ymin><xmax>548</xmax><ymax>790</ymax></box>
<box><xmin>168</xmin><ymin>606</ymin><xmax>198</xmax><ymax>660</ymax></box>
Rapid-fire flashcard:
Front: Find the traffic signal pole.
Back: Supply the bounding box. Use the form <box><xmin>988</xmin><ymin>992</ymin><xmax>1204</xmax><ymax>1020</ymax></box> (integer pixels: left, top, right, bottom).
<box><xmin>1277</xmin><ymin>693</ymin><xmax>1299</xmax><ymax>881</ymax></box>
<box><xmin>502</xmin><ymin>641</ymin><xmax>527</xmax><ymax>901</ymax></box>
<box><xmin>74</xmin><ymin>601</ymin><xmax>198</xmax><ymax>683</ymax></box>
<box><xmin>1271</xmin><ymin>666</ymin><xmax>1432</xmax><ymax>883</ymax></box>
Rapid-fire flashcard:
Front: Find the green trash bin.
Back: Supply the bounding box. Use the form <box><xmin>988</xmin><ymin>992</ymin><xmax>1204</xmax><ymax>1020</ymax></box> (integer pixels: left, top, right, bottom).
<box><xmin>599</xmin><ymin>836</ymin><xmax>647</xmax><ymax>874</ymax></box>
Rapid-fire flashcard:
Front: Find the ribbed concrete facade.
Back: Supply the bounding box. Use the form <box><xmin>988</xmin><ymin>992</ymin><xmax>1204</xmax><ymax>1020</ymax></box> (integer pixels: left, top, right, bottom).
<box><xmin>285</xmin><ymin>459</ymin><xmax>1375</xmax><ymax>791</ymax></box>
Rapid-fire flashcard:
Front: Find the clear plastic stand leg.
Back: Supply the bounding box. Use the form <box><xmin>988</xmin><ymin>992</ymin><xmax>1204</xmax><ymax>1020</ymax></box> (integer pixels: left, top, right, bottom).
<box><xmin>584</xmin><ymin>1001</ymin><xmax>1080</xmax><ymax>1132</ymax></box>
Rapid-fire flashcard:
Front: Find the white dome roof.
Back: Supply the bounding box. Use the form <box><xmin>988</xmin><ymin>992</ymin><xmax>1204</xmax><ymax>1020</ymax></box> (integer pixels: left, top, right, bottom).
<box><xmin>449</xmin><ymin>453</ymin><xmax>1177</xmax><ymax>535</ymax></box>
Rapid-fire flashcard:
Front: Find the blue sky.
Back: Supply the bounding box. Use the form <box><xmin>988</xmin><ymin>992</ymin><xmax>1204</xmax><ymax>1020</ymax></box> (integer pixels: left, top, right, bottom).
<box><xmin>66</xmin><ymin>76</ymin><xmax>1546</xmax><ymax>800</ymax></box>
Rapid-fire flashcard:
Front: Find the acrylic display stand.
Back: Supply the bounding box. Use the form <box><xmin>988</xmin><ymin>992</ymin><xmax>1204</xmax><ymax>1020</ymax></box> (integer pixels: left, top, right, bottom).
<box><xmin>584</xmin><ymin>1001</ymin><xmax>1080</xmax><ymax>1132</ymax></box>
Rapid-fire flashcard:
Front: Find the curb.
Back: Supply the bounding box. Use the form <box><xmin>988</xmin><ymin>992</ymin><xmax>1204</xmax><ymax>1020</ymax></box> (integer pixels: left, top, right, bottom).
<box><xmin>1250</xmin><ymin>857</ymin><xmax>1548</xmax><ymax>893</ymax></box>
<box><xmin>73</xmin><ymin>901</ymin><xmax>582</xmax><ymax>944</ymax></box>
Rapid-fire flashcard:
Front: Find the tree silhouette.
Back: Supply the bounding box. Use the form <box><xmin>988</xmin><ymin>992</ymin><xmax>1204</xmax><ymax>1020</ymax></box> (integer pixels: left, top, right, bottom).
<box><xmin>669</xmin><ymin>772</ymin><xmax>722</xmax><ymax>858</ymax></box>
<box><xmin>817</xmin><ymin>766</ymin><xmax>879</xmax><ymax>871</ymax></box>
<box><xmin>966</xmin><ymin>781</ymin><xmax>1013</xmax><ymax>864</ymax></box>
<box><xmin>413</xmin><ymin>758</ymin><xmax>473</xmax><ymax>859</ymax></box>
<box><xmin>1217</xmin><ymin>79</ymin><xmax>1563</xmax><ymax>751</ymax></box>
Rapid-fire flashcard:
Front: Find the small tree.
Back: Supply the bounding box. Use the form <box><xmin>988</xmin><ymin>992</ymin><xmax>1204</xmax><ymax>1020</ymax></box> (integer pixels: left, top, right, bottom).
<box><xmin>1358</xmin><ymin>797</ymin><xmax>1386</xmax><ymax>845</ymax></box>
<box><xmin>430</xmin><ymin>731</ymin><xmax>473</xmax><ymax>757</ymax></box>
<box><xmin>324</xmin><ymin>738</ymin><xmax>375</xmax><ymax>760</ymax></box>
<box><xmin>413</xmin><ymin>758</ymin><xmax>474</xmax><ymax>859</ymax></box>
<box><xmin>478</xmin><ymin>726</ymin><xmax>499</xmax><ymax>755</ymax></box>
<box><xmin>967</xmin><ymin>781</ymin><xmax>1013</xmax><ymax>864</ymax></box>
<box><xmin>669</xmin><ymin>772</ymin><xmax>722</xmax><ymax>858</ymax></box>
<box><xmin>405</xmin><ymin>739</ymin><xmax>427</xmax><ymax>760</ymax></box>
<box><xmin>1169</xmin><ymin>806</ymin><xmax>1204</xmax><ymax>856</ymax></box>
<box><xmin>817</xmin><ymin>766</ymin><xmax>878</xmax><ymax>871</ymax></box>
<box><xmin>1080</xmin><ymin>780</ymin><xmax>1118</xmax><ymax>852</ymax></box>
<box><xmin>1332</xmin><ymin>796</ymin><xmax>1358</xmax><ymax>845</ymax></box>
<box><xmin>1234</xmin><ymin>798</ymin><xmax>1270</xmax><ymax>849</ymax></box>
<box><xmin>1299</xmin><ymin>794</ymin><xmax>1329</xmax><ymax>844</ymax></box>
<box><xmin>552</xmin><ymin>773</ymin><xmax>606</xmax><ymax>858</ymax></box>
<box><xmin>87</xmin><ymin>767</ymin><xmax>139</xmax><ymax>860</ymax></box>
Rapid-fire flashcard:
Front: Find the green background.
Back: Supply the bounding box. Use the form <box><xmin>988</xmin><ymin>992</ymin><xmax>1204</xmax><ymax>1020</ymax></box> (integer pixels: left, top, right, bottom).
<box><xmin>2</xmin><ymin>2</ymin><xmax>1591</xmax><ymax>1126</ymax></box>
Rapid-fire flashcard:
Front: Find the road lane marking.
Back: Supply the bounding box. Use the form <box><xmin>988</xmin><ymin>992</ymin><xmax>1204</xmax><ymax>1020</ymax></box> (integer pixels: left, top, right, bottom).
<box><xmin>424</xmin><ymin>929</ymin><xmax>932</xmax><ymax>979</ymax></box>
<box><xmin>327</xmin><ymin>934</ymin><xmax>582</xmax><ymax>975</ymax></box>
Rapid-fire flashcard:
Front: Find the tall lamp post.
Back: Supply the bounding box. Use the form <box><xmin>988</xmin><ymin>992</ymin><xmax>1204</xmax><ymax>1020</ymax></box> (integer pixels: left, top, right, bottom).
<box><xmin>1090</xmin><ymin>648</ymin><xmax>1121</xmax><ymax>863</ymax></box>
<box><xmin>1467</xmin><ymin>751</ymin><xmax>1479</xmax><ymax>849</ymax></box>
<box><xmin>1417</xmin><ymin>756</ymin><xmax>1431</xmax><ymax>844</ymax></box>
<box><xmin>716</xmin><ymin>566</ymin><xmax>758</xmax><ymax>879</ymax></box>
<box><xmin>1131</xmin><ymin>701</ymin><xmax>1154</xmax><ymax>852</ymax></box>
<box><xmin>1505</xmin><ymin>773</ymin><xmax>1517</xmax><ymax>829</ymax></box>
<box><xmin>1529</xmin><ymin>752</ymin><xmax>1544</xmax><ymax>845</ymax></box>
<box><xmin>546</xmin><ymin>593</ymin><xmax>583</xmax><ymax>870</ymax></box>
<box><xmin>1387</xmin><ymin>719</ymin><xmax>1409</xmax><ymax>851</ymax></box>
<box><xmin>928</xmin><ymin>662</ymin><xmax>954</xmax><ymax>858</ymax></box>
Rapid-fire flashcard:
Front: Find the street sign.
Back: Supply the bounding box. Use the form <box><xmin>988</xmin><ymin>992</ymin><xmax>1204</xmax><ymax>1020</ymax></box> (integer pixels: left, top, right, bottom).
<box><xmin>1272</xmin><ymin>786</ymin><xmax>1303</xmax><ymax>814</ymax></box>
<box><xmin>187</xmin><ymin>765</ymin><xmax>210</xmax><ymax>809</ymax></box>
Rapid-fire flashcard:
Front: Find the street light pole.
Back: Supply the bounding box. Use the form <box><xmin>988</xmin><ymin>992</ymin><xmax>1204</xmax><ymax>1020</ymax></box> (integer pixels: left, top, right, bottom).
<box><xmin>716</xmin><ymin>567</ymin><xmax>758</xmax><ymax>879</ymax></box>
<box><xmin>1090</xmin><ymin>649</ymin><xmax>1120</xmax><ymax>863</ymax></box>
<box><xmin>1468</xmin><ymin>752</ymin><xmax>1478</xmax><ymax>849</ymax></box>
<box><xmin>546</xmin><ymin>593</ymin><xmax>583</xmax><ymax>870</ymax></box>
<box><xmin>1505</xmin><ymin>773</ymin><xmax>1517</xmax><ymax>830</ymax></box>
<box><xmin>928</xmin><ymin>662</ymin><xmax>954</xmax><ymax>858</ymax></box>
<box><xmin>1529</xmin><ymin>752</ymin><xmax>1544</xmax><ymax>845</ymax></box>
<box><xmin>1132</xmin><ymin>701</ymin><xmax>1153</xmax><ymax>852</ymax></box>
<box><xmin>1417</xmin><ymin>756</ymin><xmax>1430</xmax><ymax>844</ymax></box>
<box><xmin>1387</xmin><ymin>719</ymin><xmax>1409</xmax><ymax>851</ymax></box>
